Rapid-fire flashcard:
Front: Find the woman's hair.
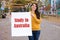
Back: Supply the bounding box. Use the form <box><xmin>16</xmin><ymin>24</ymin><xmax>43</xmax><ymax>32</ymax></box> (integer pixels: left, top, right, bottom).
<box><xmin>31</xmin><ymin>3</ymin><xmax>40</xmax><ymax>19</ymax></box>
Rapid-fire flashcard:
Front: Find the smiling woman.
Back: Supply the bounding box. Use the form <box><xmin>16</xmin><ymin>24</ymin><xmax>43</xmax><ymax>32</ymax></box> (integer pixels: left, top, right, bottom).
<box><xmin>28</xmin><ymin>3</ymin><xmax>41</xmax><ymax>40</ymax></box>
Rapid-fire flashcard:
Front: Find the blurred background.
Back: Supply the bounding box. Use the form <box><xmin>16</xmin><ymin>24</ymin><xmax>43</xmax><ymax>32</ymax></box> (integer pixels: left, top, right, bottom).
<box><xmin>0</xmin><ymin>0</ymin><xmax>60</xmax><ymax>40</ymax></box>
<box><xmin>0</xmin><ymin>0</ymin><xmax>60</xmax><ymax>18</ymax></box>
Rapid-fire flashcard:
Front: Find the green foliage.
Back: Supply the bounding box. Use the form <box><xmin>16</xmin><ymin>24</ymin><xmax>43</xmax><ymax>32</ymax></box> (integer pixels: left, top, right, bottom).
<box><xmin>45</xmin><ymin>0</ymin><xmax>49</xmax><ymax>6</ymax></box>
<box><xmin>4</xmin><ymin>8</ymin><xmax>9</xmax><ymax>12</ymax></box>
<box><xmin>0</xmin><ymin>2</ymin><xmax>1</xmax><ymax>8</ymax></box>
<box><xmin>14</xmin><ymin>0</ymin><xmax>26</xmax><ymax>4</ymax></box>
<box><xmin>41</xmin><ymin>14</ymin><xmax>45</xmax><ymax>18</ymax></box>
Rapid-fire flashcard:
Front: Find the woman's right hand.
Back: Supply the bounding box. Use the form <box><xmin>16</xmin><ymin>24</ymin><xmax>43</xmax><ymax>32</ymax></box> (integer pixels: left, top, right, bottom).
<box><xmin>31</xmin><ymin>14</ymin><xmax>34</xmax><ymax>18</ymax></box>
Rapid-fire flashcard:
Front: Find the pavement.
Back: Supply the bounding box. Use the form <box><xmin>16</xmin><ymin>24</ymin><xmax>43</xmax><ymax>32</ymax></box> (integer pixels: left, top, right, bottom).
<box><xmin>40</xmin><ymin>19</ymin><xmax>60</xmax><ymax>40</ymax></box>
<box><xmin>0</xmin><ymin>15</ymin><xmax>60</xmax><ymax>40</ymax></box>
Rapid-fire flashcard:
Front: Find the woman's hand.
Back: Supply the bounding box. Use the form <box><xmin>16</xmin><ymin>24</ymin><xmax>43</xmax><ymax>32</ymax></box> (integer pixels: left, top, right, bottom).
<box><xmin>31</xmin><ymin>14</ymin><xmax>34</xmax><ymax>18</ymax></box>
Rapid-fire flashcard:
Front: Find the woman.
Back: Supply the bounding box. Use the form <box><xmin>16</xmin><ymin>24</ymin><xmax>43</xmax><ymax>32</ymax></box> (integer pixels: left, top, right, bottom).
<box><xmin>28</xmin><ymin>3</ymin><xmax>41</xmax><ymax>40</ymax></box>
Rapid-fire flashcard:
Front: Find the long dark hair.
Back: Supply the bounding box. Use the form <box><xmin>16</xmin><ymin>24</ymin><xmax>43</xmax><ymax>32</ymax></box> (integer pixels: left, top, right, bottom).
<box><xmin>31</xmin><ymin>3</ymin><xmax>40</xmax><ymax>19</ymax></box>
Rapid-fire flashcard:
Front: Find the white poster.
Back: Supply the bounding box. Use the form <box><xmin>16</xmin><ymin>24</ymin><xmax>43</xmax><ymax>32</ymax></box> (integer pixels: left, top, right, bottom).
<box><xmin>11</xmin><ymin>12</ymin><xmax>32</xmax><ymax>36</ymax></box>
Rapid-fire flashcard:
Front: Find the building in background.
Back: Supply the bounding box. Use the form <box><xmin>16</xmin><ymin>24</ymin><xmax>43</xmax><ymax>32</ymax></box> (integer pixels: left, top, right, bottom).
<box><xmin>56</xmin><ymin>0</ymin><xmax>60</xmax><ymax>16</ymax></box>
<box><xmin>56</xmin><ymin>0</ymin><xmax>60</xmax><ymax>9</ymax></box>
<box><xmin>51</xmin><ymin>0</ymin><xmax>56</xmax><ymax>15</ymax></box>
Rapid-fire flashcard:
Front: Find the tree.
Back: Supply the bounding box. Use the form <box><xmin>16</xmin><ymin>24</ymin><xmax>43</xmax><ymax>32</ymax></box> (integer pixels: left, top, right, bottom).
<box><xmin>44</xmin><ymin>4</ymin><xmax>51</xmax><ymax>11</ymax></box>
<box><xmin>0</xmin><ymin>2</ymin><xmax>1</xmax><ymax>8</ymax></box>
<box><xmin>14</xmin><ymin>0</ymin><xmax>27</xmax><ymax>4</ymax></box>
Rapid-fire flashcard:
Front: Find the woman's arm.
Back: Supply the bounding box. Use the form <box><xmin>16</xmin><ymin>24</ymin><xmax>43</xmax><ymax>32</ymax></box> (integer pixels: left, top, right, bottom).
<box><xmin>31</xmin><ymin>14</ymin><xmax>41</xmax><ymax>24</ymax></box>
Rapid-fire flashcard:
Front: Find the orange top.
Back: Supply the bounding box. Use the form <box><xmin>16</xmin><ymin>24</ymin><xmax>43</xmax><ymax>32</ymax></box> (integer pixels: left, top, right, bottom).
<box><xmin>31</xmin><ymin>11</ymin><xmax>42</xmax><ymax>31</ymax></box>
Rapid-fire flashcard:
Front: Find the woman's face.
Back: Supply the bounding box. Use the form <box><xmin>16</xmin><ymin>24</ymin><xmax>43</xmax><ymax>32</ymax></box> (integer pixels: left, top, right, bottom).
<box><xmin>31</xmin><ymin>4</ymin><xmax>37</xmax><ymax>11</ymax></box>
